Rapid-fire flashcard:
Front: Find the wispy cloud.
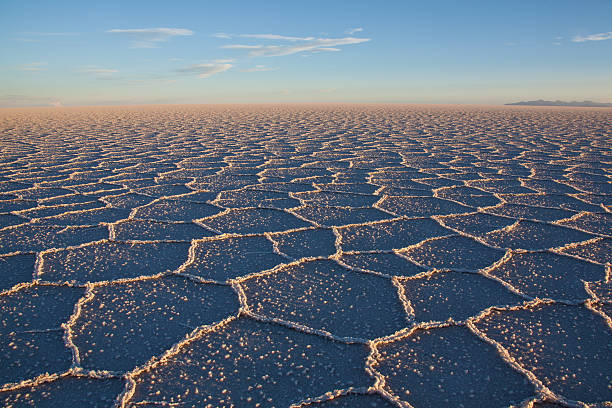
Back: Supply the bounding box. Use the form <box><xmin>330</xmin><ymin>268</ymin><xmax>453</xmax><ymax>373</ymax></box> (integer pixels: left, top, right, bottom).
<box><xmin>572</xmin><ymin>31</ymin><xmax>612</xmax><ymax>42</ymax></box>
<box><xmin>76</xmin><ymin>67</ymin><xmax>119</xmax><ymax>79</ymax></box>
<box><xmin>106</xmin><ymin>28</ymin><xmax>194</xmax><ymax>48</ymax></box>
<box><xmin>221</xmin><ymin>35</ymin><xmax>370</xmax><ymax>57</ymax></box>
<box><xmin>314</xmin><ymin>47</ymin><xmax>341</xmax><ymax>52</ymax></box>
<box><xmin>20</xmin><ymin>62</ymin><xmax>48</xmax><ymax>72</ymax></box>
<box><xmin>177</xmin><ymin>62</ymin><xmax>232</xmax><ymax>78</ymax></box>
<box><xmin>221</xmin><ymin>44</ymin><xmax>263</xmax><ymax>49</ymax></box>
<box><xmin>215</xmin><ymin>33</ymin><xmax>317</xmax><ymax>41</ymax></box>
<box><xmin>239</xmin><ymin>34</ymin><xmax>315</xmax><ymax>41</ymax></box>
<box><xmin>78</xmin><ymin>68</ymin><xmax>119</xmax><ymax>75</ymax></box>
<box><xmin>346</xmin><ymin>27</ymin><xmax>363</xmax><ymax>35</ymax></box>
<box><xmin>252</xmin><ymin>37</ymin><xmax>370</xmax><ymax>57</ymax></box>
<box><xmin>240</xmin><ymin>65</ymin><xmax>276</xmax><ymax>72</ymax></box>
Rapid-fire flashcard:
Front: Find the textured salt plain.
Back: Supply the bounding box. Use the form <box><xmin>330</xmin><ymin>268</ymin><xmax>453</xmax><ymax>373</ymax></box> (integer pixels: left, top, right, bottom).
<box><xmin>0</xmin><ymin>105</ymin><xmax>610</xmax><ymax>408</ymax></box>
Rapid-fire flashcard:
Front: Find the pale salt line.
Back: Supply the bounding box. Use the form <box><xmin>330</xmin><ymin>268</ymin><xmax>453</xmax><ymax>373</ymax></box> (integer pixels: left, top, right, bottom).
<box><xmin>264</xmin><ymin>232</ymin><xmax>294</xmax><ymax>260</ymax></box>
<box><xmin>373</xmin><ymin>185</ymin><xmax>387</xmax><ymax>195</ymax></box>
<box><xmin>391</xmin><ymin>276</ymin><xmax>415</xmax><ymax>323</ymax></box>
<box><xmin>0</xmin><ymin>369</ymin><xmax>125</xmax><ymax>395</ymax></box>
<box><xmin>244</xmin><ymin>185</ymin><xmax>313</xmax><ymax>194</ymax></box>
<box><xmin>16</xmin><ymin>327</ymin><xmax>64</xmax><ymax>334</ymax></box>
<box><xmin>32</xmin><ymin>249</ymin><xmax>45</xmax><ymax>280</ymax></box>
<box><xmin>549</xmin><ymin>239</ymin><xmax>611</xmax><ymax>266</ymax></box>
<box><xmin>584</xmin><ymin>300</ymin><xmax>612</xmax><ymax>330</ymax></box>
<box><xmin>34</xmin><ymin>237</ymin><xmax>191</xmax><ymax>256</ymax></box>
<box><xmin>34</xmin><ymin>268</ymin><xmax>182</xmax><ymax>288</ymax></box>
<box><xmin>433</xmin><ymin>183</ymin><xmax>492</xmax><ymax>196</ymax></box>
<box><xmin>476</xmin><ymin>251</ymin><xmax>538</xmax><ymax>300</ymax></box>
<box><xmin>175</xmin><ymin>271</ymin><xmax>228</xmax><ymax>286</ymax></box>
<box><xmin>333</xmin><ymin>215</ymin><xmax>430</xmax><ymax>230</ymax></box>
<box><xmin>287</xmin><ymin>387</ymin><xmax>374</xmax><ymax>407</ymax></box>
<box><xmin>312</xmin><ymin>185</ymin><xmax>381</xmax><ymax>197</ymax></box>
<box><xmin>111</xmin><ymin>238</ymin><xmax>198</xmax><ymax>244</ymax></box>
<box><xmin>372</xmin><ymin>195</ymin><xmax>400</xmax><ymax>217</ymax></box>
<box><xmin>267</xmin><ymin>225</ymin><xmax>334</xmax><ymax>237</ymax></box>
<box><xmin>230</xmin><ymin>255</ymin><xmax>331</xmax><ymax>284</ymax></box>
<box><xmin>568</xmin><ymin>191</ymin><xmax>610</xmax><ymax>208</ymax></box>
<box><xmin>367</xmin><ymin>331</ymin><xmax>435</xmax><ymax>408</ymax></box>
<box><xmin>476</xmin><ymin>210</ymin><xmax>606</xmax><ymax>238</ymax></box>
<box><xmin>243</xmin><ymin>308</ymin><xmax>369</xmax><ymax>344</ymax></box>
<box><xmin>436</xmin><ymin>211</ymin><xmax>595</xmax><ymax>255</ymax></box>
<box><xmin>498</xmin><ymin>192</ymin><xmax>601</xmax><ymax>211</ymax></box>
<box><xmin>230</xmin><ymin>280</ymin><xmax>249</xmax><ymax>314</ymax></box>
<box><xmin>27</xmin><ymin>204</ymin><xmax>125</xmax><ymax>224</ymax></box>
<box><xmin>129</xmin><ymin>400</ymin><xmax>180</xmax><ymax>406</ymax></box>
<box><xmin>330</xmin><ymin>255</ymin><xmax>397</xmax><ymax>279</ymax></box>
<box><xmin>583</xmin><ymin>283</ymin><xmax>600</xmax><ymax>303</ymax></box>
<box><xmin>294</xmin><ymin>202</ymin><xmax>394</xmax><ymax>211</ymax></box>
<box><xmin>62</xmin><ymin>282</ymin><xmax>95</xmax><ymax>367</ymax></box>
<box><xmin>340</xmin><ymin>248</ymin><xmax>401</xmax><ymax>255</ymax></box>
<box><xmin>294</xmin><ymin>189</ymin><xmax>381</xmax><ymax>199</ymax></box>
<box><xmin>0</xmin><ymin>220</ymin><xmax>105</xmax><ymax>234</ymax></box>
<box><xmin>331</xmin><ymin>225</ymin><xmax>344</xmax><ymax>255</ymax></box>
<box><xmin>12</xmin><ymin>201</ymin><xmax>102</xmax><ymax>217</ymax></box>
<box><xmin>0</xmin><ymin>280</ymin><xmax>87</xmax><ymax>297</ymax></box>
<box><xmin>118</xmin><ymin>314</ymin><xmax>238</xmax><ymax>408</ymax></box>
<box><xmin>553</xmin><ymin>216</ymin><xmax>612</xmax><ymax>238</ymax></box>
<box><xmin>466</xmin><ymin>313</ymin><xmax>588</xmax><ymax>408</ymax></box>
<box><xmin>390</xmin><ymin>235</ymin><xmax>463</xmax><ymax>264</ymax></box>
<box><xmin>69</xmin><ymin>366</ymin><xmax>125</xmax><ymax>379</ymax></box>
<box><xmin>0</xmin><ymin>371</ymin><xmax>65</xmax><ymax>393</ymax></box>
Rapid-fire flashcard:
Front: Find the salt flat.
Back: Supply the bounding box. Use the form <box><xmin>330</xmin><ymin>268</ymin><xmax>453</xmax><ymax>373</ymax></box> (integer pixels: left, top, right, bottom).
<box><xmin>0</xmin><ymin>104</ymin><xmax>610</xmax><ymax>407</ymax></box>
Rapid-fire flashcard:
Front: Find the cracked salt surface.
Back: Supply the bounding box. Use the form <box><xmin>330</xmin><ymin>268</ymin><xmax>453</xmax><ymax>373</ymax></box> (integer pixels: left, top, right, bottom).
<box><xmin>1</xmin><ymin>285</ymin><xmax>84</xmax><ymax>384</ymax></box>
<box><xmin>241</xmin><ymin>259</ymin><xmax>409</xmax><ymax>340</ymax></box>
<box><xmin>38</xmin><ymin>240</ymin><xmax>191</xmax><ymax>283</ymax></box>
<box><xmin>374</xmin><ymin>325</ymin><xmax>536</xmax><ymax>407</ymax></box>
<box><xmin>72</xmin><ymin>275</ymin><xmax>239</xmax><ymax>372</ymax></box>
<box><xmin>475</xmin><ymin>303</ymin><xmax>612</xmax><ymax>405</ymax></box>
<box><xmin>127</xmin><ymin>317</ymin><xmax>372</xmax><ymax>407</ymax></box>
<box><xmin>0</xmin><ymin>254</ymin><xmax>36</xmax><ymax>291</ymax></box>
<box><xmin>485</xmin><ymin>251</ymin><xmax>605</xmax><ymax>301</ymax></box>
<box><xmin>0</xmin><ymin>104</ymin><xmax>610</xmax><ymax>407</ymax></box>
<box><xmin>0</xmin><ymin>375</ymin><xmax>125</xmax><ymax>407</ymax></box>
<box><xmin>398</xmin><ymin>271</ymin><xmax>524</xmax><ymax>322</ymax></box>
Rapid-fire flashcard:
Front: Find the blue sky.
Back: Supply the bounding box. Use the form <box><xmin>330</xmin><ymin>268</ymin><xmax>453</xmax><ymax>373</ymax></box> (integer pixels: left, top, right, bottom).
<box><xmin>1</xmin><ymin>0</ymin><xmax>611</xmax><ymax>107</ymax></box>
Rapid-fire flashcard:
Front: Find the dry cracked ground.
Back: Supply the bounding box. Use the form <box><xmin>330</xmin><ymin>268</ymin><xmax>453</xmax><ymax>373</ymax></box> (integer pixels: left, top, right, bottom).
<box><xmin>0</xmin><ymin>104</ymin><xmax>610</xmax><ymax>408</ymax></box>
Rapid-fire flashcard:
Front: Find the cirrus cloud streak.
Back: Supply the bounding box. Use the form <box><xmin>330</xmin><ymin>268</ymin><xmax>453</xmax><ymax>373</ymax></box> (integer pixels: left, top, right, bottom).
<box><xmin>177</xmin><ymin>62</ymin><xmax>233</xmax><ymax>78</ymax></box>
<box><xmin>572</xmin><ymin>31</ymin><xmax>612</xmax><ymax>42</ymax></box>
<box><xmin>220</xmin><ymin>35</ymin><xmax>370</xmax><ymax>57</ymax></box>
<box><xmin>106</xmin><ymin>28</ymin><xmax>194</xmax><ymax>48</ymax></box>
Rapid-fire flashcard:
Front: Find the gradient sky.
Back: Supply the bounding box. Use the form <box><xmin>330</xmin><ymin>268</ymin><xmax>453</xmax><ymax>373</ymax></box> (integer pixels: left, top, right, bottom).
<box><xmin>1</xmin><ymin>0</ymin><xmax>611</xmax><ymax>107</ymax></box>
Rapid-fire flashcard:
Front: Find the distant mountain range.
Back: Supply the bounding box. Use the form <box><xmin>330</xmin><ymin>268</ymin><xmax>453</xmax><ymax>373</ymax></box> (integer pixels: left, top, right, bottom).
<box><xmin>506</xmin><ymin>99</ymin><xmax>612</xmax><ymax>107</ymax></box>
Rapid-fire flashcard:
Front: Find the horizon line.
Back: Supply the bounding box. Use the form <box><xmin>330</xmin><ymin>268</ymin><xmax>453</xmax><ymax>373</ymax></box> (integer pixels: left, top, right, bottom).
<box><xmin>3</xmin><ymin>101</ymin><xmax>612</xmax><ymax>110</ymax></box>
